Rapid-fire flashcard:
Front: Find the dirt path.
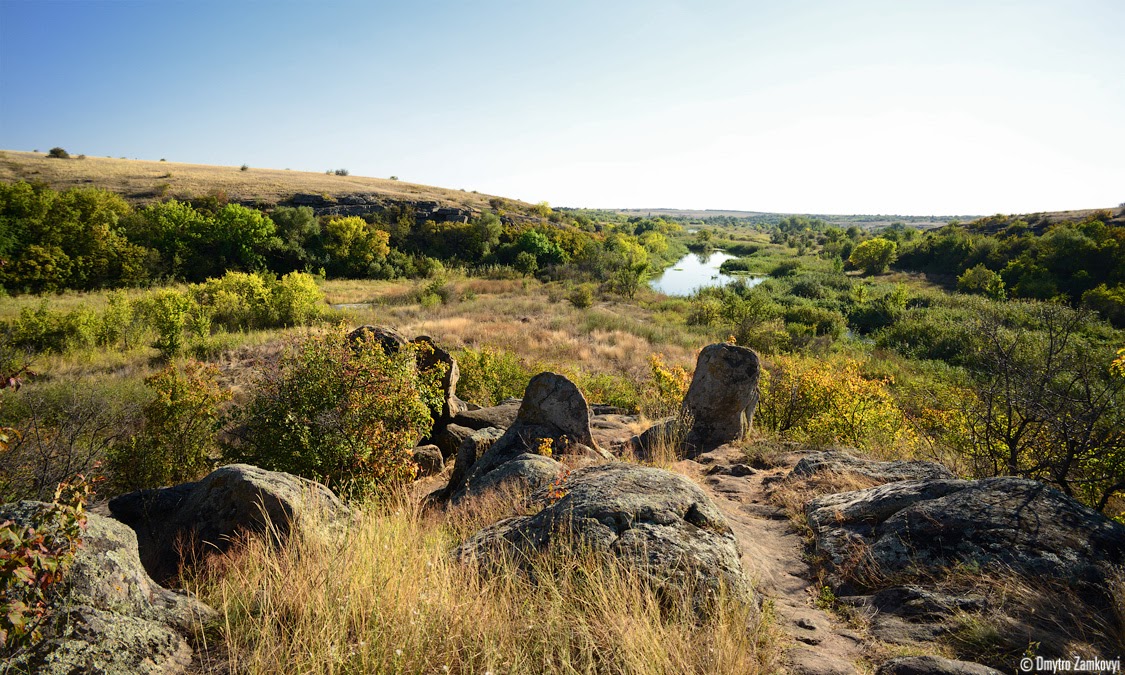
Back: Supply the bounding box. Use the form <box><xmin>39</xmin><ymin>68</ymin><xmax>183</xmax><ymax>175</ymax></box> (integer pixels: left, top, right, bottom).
<box><xmin>677</xmin><ymin>446</ymin><xmax>868</xmax><ymax>675</ymax></box>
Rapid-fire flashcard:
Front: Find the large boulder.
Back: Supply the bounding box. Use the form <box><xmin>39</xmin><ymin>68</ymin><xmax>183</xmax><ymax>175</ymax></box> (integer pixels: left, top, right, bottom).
<box><xmin>681</xmin><ymin>343</ymin><xmax>761</xmax><ymax>454</ymax></box>
<box><xmin>806</xmin><ymin>477</ymin><xmax>1125</xmax><ymax>592</ymax></box>
<box><xmin>0</xmin><ymin>501</ymin><xmax>212</xmax><ymax>674</ymax></box>
<box><xmin>109</xmin><ymin>464</ymin><xmax>349</xmax><ymax>584</ymax></box>
<box><xmin>791</xmin><ymin>450</ymin><xmax>955</xmax><ymax>483</ymax></box>
<box><xmin>445</xmin><ymin>373</ymin><xmax>597</xmax><ymax>502</ymax></box>
<box><xmin>455</xmin><ymin>463</ymin><xmax>751</xmax><ymax>610</ymax></box>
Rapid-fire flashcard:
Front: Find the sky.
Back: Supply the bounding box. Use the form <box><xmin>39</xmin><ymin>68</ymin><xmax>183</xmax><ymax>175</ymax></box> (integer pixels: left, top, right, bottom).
<box><xmin>1</xmin><ymin>0</ymin><xmax>1123</xmax><ymax>216</ymax></box>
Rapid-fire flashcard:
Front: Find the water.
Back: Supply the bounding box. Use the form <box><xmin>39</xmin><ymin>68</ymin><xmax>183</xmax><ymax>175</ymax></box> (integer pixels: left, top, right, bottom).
<box><xmin>649</xmin><ymin>251</ymin><xmax>764</xmax><ymax>296</ymax></box>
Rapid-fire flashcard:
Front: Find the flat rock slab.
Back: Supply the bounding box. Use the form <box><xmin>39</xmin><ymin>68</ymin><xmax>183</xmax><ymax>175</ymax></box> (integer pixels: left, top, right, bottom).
<box><xmin>791</xmin><ymin>450</ymin><xmax>954</xmax><ymax>483</ymax></box>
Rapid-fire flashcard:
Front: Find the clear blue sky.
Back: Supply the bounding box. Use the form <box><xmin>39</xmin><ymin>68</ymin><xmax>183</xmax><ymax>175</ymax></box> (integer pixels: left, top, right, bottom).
<box><xmin>2</xmin><ymin>0</ymin><xmax>1122</xmax><ymax>215</ymax></box>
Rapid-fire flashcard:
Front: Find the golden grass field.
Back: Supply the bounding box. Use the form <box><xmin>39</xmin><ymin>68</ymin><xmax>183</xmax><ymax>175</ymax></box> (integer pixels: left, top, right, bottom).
<box><xmin>0</xmin><ymin>150</ymin><xmax>514</xmax><ymax>210</ymax></box>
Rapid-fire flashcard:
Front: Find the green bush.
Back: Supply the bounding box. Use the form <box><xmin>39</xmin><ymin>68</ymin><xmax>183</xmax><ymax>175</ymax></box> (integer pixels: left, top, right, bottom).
<box><xmin>567</xmin><ymin>284</ymin><xmax>595</xmax><ymax>309</ymax></box>
<box><xmin>271</xmin><ymin>272</ymin><xmax>324</xmax><ymax>326</ymax></box>
<box><xmin>192</xmin><ymin>271</ymin><xmax>273</xmax><ymax>330</ymax></box>
<box><xmin>224</xmin><ymin>327</ymin><xmax>441</xmax><ymax>498</ymax></box>
<box><xmin>47</xmin><ymin>147</ymin><xmax>69</xmax><ymax>159</ymax></box>
<box><xmin>141</xmin><ymin>288</ymin><xmax>193</xmax><ymax>360</ymax></box>
<box><xmin>455</xmin><ymin>346</ymin><xmax>534</xmax><ymax>407</ymax></box>
<box><xmin>107</xmin><ymin>361</ymin><xmax>229</xmax><ymax>493</ymax></box>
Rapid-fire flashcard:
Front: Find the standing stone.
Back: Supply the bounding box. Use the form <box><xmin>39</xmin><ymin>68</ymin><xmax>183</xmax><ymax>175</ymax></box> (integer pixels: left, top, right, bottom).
<box><xmin>682</xmin><ymin>343</ymin><xmax>761</xmax><ymax>454</ymax></box>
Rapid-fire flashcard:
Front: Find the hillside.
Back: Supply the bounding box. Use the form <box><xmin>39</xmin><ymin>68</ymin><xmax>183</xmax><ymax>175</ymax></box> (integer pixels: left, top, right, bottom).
<box><xmin>0</xmin><ymin>149</ymin><xmax>513</xmax><ymax>216</ymax></box>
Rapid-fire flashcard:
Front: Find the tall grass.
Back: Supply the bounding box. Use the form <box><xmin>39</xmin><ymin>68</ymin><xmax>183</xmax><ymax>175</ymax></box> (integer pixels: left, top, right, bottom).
<box><xmin>190</xmin><ymin>494</ymin><xmax>780</xmax><ymax>674</ymax></box>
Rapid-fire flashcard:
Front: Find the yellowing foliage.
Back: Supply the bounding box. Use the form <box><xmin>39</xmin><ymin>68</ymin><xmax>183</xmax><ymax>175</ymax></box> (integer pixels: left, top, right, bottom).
<box><xmin>757</xmin><ymin>355</ymin><xmax>913</xmax><ymax>452</ymax></box>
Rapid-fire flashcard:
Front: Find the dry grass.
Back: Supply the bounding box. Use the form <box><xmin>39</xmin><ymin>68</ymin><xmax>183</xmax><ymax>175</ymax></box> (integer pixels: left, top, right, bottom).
<box><xmin>325</xmin><ymin>277</ymin><xmax>703</xmax><ymax>384</ymax></box>
<box><xmin>0</xmin><ymin>150</ymin><xmax>511</xmax><ymax>211</ymax></box>
<box><xmin>188</xmin><ymin>492</ymin><xmax>781</xmax><ymax>675</ymax></box>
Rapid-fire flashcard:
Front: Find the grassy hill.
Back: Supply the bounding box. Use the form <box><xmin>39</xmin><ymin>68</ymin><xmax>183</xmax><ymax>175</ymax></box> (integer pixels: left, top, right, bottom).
<box><xmin>0</xmin><ymin>149</ymin><xmax>511</xmax><ymax>212</ymax></box>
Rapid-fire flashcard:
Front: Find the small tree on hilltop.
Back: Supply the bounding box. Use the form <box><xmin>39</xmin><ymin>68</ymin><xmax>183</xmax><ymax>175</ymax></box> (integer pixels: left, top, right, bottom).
<box><xmin>47</xmin><ymin>147</ymin><xmax>70</xmax><ymax>159</ymax></box>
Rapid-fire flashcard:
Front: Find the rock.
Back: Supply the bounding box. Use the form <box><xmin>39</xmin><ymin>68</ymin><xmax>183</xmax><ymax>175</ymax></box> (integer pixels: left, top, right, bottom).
<box><xmin>514</xmin><ymin>372</ymin><xmax>596</xmax><ymax>449</ymax></box>
<box><xmin>442</xmin><ymin>426</ymin><xmax>504</xmax><ymax>500</ymax></box>
<box><xmin>876</xmin><ymin>656</ymin><xmax>1003</xmax><ymax>675</ymax></box>
<box><xmin>807</xmin><ymin>477</ymin><xmax>1125</xmax><ymax>590</ymax></box>
<box><xmin>706</xmin><ymin>463</ymin><xmax>757</xmax><ymax>477</ymax></box>
<box><xmin>447</xmin><ymin>373</ymin><xmax>598</xmax><ymax>502</ymax></box>
<box><xmin>460</xmin><ymin>452</ymin><xmax>564</xmax><ymax>499</ymax></box>
<box><xmin>791</xmin><ymin>450</ymin><xmax>954</xmax><ymax>483</ymax></box>
<box><xmin>589</xmin><ymin>413</ymin><xmax>638</xmax><ymax>450</ymax></box>
<box><xmin>346</xmin><ymin>324</ymin><xmax>408</xmax><ymax>354</ymax></box>
<box><xmin>451</xmin><ymin>399</ymin><xmax>522</xmax><ymax>431</ymax></box>
<box><xmin>455</xmin><ymin>463</ymin><xmax>751</xmax><ymax>610</ymax></box>
<box><xmin>681</xmin><ymin>343</ymin><xmax>761</xmax><ymax>454</ymax></box>
<box><xmin>785</xmin><ymin>647</ymin><xmax>857</xmax><ymax>675</ymax></box>
<box><xmin>432</xmin><ymin>422</ymin><xmax>479</xmax><ymax>459</ymax></box>
<box><xmin>16</xmin><ymin>607</ymin><xmax>195</xmax><ymax>675</ymax></box>
<box><xmin>412</xmin><ymin>444</ymin><xmax>444</xmax><ymax>477</ymax></box>
<box><xmin>109</xmin><ymin>464</ymin><xmax>349</xmax><ymax>584</ymax></box>
<box><xmin>0</xmin><ymin>501</ymin><xmax>211</xmax><ymax>674</ymax></box>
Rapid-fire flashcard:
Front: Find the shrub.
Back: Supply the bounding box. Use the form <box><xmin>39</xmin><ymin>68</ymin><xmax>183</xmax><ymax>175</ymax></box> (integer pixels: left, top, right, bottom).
<box><xmin>46</xmin><ymin>147</ymin><xmax>69</xmax><ymax>159</ymax></box>
<box><xmin>334</xmin><ymin>168</ymin><xmax>349</xmax><ymax>176</ymax></box>
<box><xmin>848</xmin><ymin>238</ymin><xmax>898</xmax><ymax>275</ymax></box>
<box><xmin>240</xmin><ymin>164</ymin><xmax>249</xmax><ymax>172</ymax></box>
<box><xmin>225</xmin><ymin>327</ymin><xmax>441</xmax><ymax>498</ymax></box>
<box><xmin>957</xmin><ymin>264</ymin><xmax>1006</xmax><ymax>300</ymax></box>
<box><xmin>107</xmin><ymin>361</ymin><xmax>228</xmax><ymax>493</ymax></box>
<box><xmin>757</xmin><ymin>355</ymin><xmax>912</xmax><ymax>451</ymax></box>
<box><xmin>455</xmin><ymin>346</ymin><xmax>534</xmax><ymax>407</ymax></box>
<box><xmin>641</xmin><ymin>354</ymin><xmax>691</xmax><ymax>418</ymax></box>
<box><xmin>192</xmin><ymin>271</ymin><xmax>273</xmax><ymax>331</ymax></box>
<box><xmin>141</xmin><ymin>289</ymin><xmax>192</xmax><ymax>360</ymax></box>
<box><xmin>567</xmin><ymin>284</ymin><xmax>595</xmax><ymax>309</ymax></box>
<box><xmin>271</xmin><ymin>272</ymin><xmax>324</xmax><ymax>326</ymax></box>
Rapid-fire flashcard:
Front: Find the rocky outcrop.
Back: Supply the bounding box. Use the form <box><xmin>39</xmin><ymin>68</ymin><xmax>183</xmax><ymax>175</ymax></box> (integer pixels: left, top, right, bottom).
<box><xmin>443</xmin><ymin>373</ymin><xmax>601</xmax><ymax>502</ymax></box>
<box><xmin>0</xmin><ymin>501</ymin><xmax>212</xmax><ymax>674</ymax></box>
<box><xmin>455</xmin><ymin>463</ymin><xmax>751</xmax><ymax>611</ymax></box>
<box><xmin>876</xmin><ymin>656</ymin><xmax>1002</xmax><ymax>675</ymax></box>
<box><xmin>441</xmin><ymin>426</ymin><xmax>504</xmax><ymax>500</ymax></box>
<box><xmin>807</xmin><ymin>476</ymin><xmax>1125</xmax><ymax>662</ymax></box>
<box><xmin>682</xmin><ymin>343</ymin><xmax>761</xmax><ymax>454</ymax></box>
<box><xmin>414</xmin><ymin>335</ymin><xmax>465</xmax><ymax>424</ymax></box>
<box><xmin>791</xmin><ymin>450</ymin><xmax>955</xmax><ymax>483</ymax></box>
<box><xmin>109</xmin><ymin>464</ymin><xmax>349</xmax><ymax>584</ymax></box>
<box><xmin>806</xmin><ymin>477</ymin><xmax>1125</xmax><ymax>590</ymax></box>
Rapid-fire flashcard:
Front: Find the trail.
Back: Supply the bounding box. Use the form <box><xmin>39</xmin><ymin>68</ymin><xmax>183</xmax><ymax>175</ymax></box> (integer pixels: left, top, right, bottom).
<box><xmin>678</xmin><ymin>445</ymin><xmax>867</xmax><ymax>675</ymax></box>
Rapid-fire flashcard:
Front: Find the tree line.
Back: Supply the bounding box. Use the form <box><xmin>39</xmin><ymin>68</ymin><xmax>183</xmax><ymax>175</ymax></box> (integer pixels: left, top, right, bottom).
<box><xmin>0</xmin><ymin>181</ymin><xmax>687</xmax><ymax>296</ymax></box>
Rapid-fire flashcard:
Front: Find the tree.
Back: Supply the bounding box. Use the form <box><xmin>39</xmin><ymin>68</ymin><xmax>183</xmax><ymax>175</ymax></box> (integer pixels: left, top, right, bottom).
<box><xmin>322</xmin><ymin>216</ymin><xmax>390</xmax><ymax>277</ymax></box>
<box><xmin>47</xmin><ymin>147</ymin><xmax>69</xmax><ymax>159</ymax></box>
<box><xmin>956</xmin><ymin>303</ymin><xmax>1125</xmax><ymax>513</ymax></box>
<box><xmin>848</xmin><ymin>238</ymin><xmax>897</xmax><ymax>275</ymax></box>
